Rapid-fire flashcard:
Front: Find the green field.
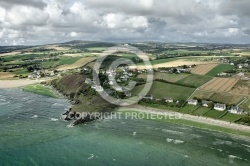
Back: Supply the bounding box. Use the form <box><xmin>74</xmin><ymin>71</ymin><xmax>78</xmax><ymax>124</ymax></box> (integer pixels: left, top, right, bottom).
<box><xmin>177</xmin><ymin>74</ymin><xmax>213</xmax><ymax>88</ymax></box>
<box><xmin>209</xmin><ymin>93</ymin><xmax>244</xmax><ymax>105</ymax></box>
<box><xmin>204</xmin><ymin>110</ymin><xmax>226</xmax><ymax>119</ymax></box>
<box><xmin>1</xmin><ymin>53</ymin><xmax>48</xmax><ymax>62</ymax></box>
<box><xmin>192</xmin><ymin>107</ymin><xmax>211</xmax><ymax>116</ymax></box>
<box><xmin>132</xmin><ymin>81</ymin><xmax>196</xmax><ymax>100</ymax></box>
<box><xmin>206</xmin><ymin>64</ymin><xmax>235</xmax><ymax>76</ymax></box>
<box><xmin>86</xmin><ymin>47</ymin><xmax>108</xmax><ymax>51</ymax></box>
<box><xmin>179</xmin><ymin>105</ymin><xmax>199</xmax><ymax>114</ymax></box>
<box><xmin>220</xmin><ymin>112</ymin><xmax>243</xmax><ymax>122</ymax></box>
<box><xmin>41</xmin><ymin>57</ymin><xmax>82</xmax><ymax>68</ymax></box>
<box><xmin>22</xmin><ymin>84</ymin><xmax>59</xmax><ymax>98</ymax></box>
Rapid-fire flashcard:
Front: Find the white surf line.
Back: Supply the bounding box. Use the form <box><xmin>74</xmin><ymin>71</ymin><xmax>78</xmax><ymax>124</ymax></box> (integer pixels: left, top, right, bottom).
<box><xmin>119</xmin><ymin>106</ymin><xmax>250</xmax><ymax>133</ymax></box>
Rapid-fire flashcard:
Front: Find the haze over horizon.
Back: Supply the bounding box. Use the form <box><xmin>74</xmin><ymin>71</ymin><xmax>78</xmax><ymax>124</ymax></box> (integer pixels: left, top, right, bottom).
<box><xmin>1</xmin><ymin>0</ymin><xmax>250</xmax><ymax>45</ymax></box>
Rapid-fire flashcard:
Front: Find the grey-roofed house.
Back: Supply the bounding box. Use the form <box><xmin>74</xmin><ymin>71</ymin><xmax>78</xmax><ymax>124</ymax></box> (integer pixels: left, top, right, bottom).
<box><xmin>229</xmin><ymin>106</ymin><xmax>244</xmax><ymax>114</ymax></box>
<box><xmin>188</xmin><ymin>99</ymin><xmax>198</xmax><ymax>106</ymax></box>
<box><xmin>214</xmin><ymin>103</ymin><xmax>226</xmax><ymax>111</ymax></box>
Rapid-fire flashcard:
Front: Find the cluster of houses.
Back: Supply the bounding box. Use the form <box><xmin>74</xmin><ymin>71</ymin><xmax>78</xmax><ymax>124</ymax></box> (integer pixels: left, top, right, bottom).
<box><xmin>187</xmin><ymin>99</ymin><xmax>245</xmax><ymax>115</ymax></box>
<box><xmin>238</xmin><ymin>63</ymin><xmax>249</xmax><ymax>69</ymax></box>
<box><xmin>28</xmin><ymin>70</ymin><xmax>60</xmax><ymax>79</ymax></box>
<box><xmin>142</xmin><ymin>94</ymin><xmax>245</xmax><ymax>115</ymax></box>
<box><xmin>158</xmin><ymin>66</ymin><xmax>192</xmax><ymax>74</ymax></box>
<box><xmin>85</xmin><ymin>76</ymin><xmax>132</xmax><ymax>97</ymax></box>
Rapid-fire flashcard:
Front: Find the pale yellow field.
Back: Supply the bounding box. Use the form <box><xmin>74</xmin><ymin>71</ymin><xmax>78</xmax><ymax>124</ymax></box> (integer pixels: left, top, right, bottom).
<box><xmin>63</xmin><ymin>53</ymin><xmax>85</xmax><ymax>57</ymax></box>
<box><xmin>0</xmin><ymin>72</ymin><xmax>15</xmax><ymax>79</ymax></box>
<box><xmin>131</xmin><ymin>60</ymin><xmax>218</xmax><ymax>69</ymax></box>
<box><xmin>201</xmin><ymin>78</ymin><xmax>239</xmax><ymax>92</ymax></box>
<box><xmin>46</xmin><ymin>45</ymin><xmax>70</xmax><ymax>51</ymax></box>
<box><xmin>191</xmin><ymin>64</ymin><xmax>218</xmax><ymax>75</ymax></box>
<box><xmin>57</xmin><ymin>57</ymin><xmax>96</xmax><ymax>71</ymax></box>
<box><xmin>0</xmin><ymin>52</ymin><xmax>21</xmax><ymax>57</ymax></box>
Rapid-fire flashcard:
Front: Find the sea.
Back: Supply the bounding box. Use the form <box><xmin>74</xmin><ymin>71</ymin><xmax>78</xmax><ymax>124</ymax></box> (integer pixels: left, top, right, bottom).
<box><xmin>0</xmin><ymin>89</ymin><xmax>250</xmax><ymax>166</ymax></box>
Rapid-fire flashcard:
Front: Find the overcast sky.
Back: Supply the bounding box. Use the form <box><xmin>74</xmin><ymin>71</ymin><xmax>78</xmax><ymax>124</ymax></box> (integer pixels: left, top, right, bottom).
<box><xmin>0</xmin><ymin>0</ymin><xmax>250</xmax><ymax>45</ymax></box>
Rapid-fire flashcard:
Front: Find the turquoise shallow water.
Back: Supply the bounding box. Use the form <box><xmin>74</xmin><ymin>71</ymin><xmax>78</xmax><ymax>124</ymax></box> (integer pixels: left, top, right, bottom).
<box><xmin>0</xmin><ymin>89</ymin><xmax>250</xmax><ymax>166</ymax></box>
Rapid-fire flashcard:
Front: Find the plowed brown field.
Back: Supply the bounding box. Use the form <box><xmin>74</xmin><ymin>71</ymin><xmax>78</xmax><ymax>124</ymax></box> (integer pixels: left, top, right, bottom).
<box><xmin>191</xmin><ymin>64</ymin><xmax>218</xmax><ymax>75</ymax></box>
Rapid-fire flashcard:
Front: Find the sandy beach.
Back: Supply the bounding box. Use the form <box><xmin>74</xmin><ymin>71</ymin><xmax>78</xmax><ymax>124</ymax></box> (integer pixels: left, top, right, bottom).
<box><xmin>119</xmin><ymin>105</ymin><xmax>250</xmax><ymax>133</ymax></box>
<box><xmin>0</xmin><ymin>79</ymin><xmax>44</xmax><ymax>88</ymax></box>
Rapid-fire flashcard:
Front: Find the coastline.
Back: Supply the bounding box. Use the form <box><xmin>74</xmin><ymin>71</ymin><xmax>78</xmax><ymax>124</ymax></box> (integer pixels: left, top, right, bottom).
<box><xmin>118</xmin><ymin>105</ymin><xmax>250</xmax><ymax>138</ymax></box>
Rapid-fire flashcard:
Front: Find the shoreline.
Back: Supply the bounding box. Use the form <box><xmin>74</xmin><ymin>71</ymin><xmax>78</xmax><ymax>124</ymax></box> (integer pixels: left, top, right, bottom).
<box><xmin>118</xmin><ymin>105</ymin><xmax>250</xmax><ymax>138</ymax></box>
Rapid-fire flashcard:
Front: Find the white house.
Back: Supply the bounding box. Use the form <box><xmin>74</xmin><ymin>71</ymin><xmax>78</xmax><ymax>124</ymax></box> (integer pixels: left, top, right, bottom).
<box><xmin>125</xmin><ymin>91</ymin><xmax>132</xmax><ymax>97</ymax></box>
<box><xmin>85</xmin><ymin>78</ymin><xmax>92</xmax><ymax>84</ymax></box>
<box><xmin>109</xmin><ymin>81</ymin><xmax>114</xmax><ymax>85</ymax></box>
<box><xmin>237</xmin><ymin>72</ymin><xmax>245</xmax><ymax>77</ymax></box>
<box><xmin>229</xmin><ymin>106</ymin><xmax>244</xmax><ymax>114</ymax></box>
<box><xmin>188</xmin><ymin>99</ymin><xmax>198</xmax><ymax>106</ymax></box>
<box><xmin>214</xmin><ymin>103</ymin><xmax>226</xmax><ymax>111</ymax></box>
<box><xmin>165</xmin><ymin>98</ymin><xmax>174</xmax><ymax>103</ymax></box>
<box><xmin>114</xmin><ymin>86</ymin><xmax>122</xmax><ymax>92</ymax></box>
<box><xmin>95</xmin><ymin>86</ymin><xmax>104</xmax><ymax>92</ymax></box>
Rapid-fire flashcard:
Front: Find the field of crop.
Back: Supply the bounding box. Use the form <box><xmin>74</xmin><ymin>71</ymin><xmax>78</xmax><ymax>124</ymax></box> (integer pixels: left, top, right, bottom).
<box><xmin>177</xmin><ymin>74</ymin><xmax>213</xmax><ymax>88</ymax></box>
<box><xmin>209</xmin><ymin>92</ymin><xmax>244</xmax><ymax>105</ymax></box>
<box><xmin>138</xmin><ymin>73</ymin><xmax>190</xmax><ymax>83</ymax></box>
<box><xmin>56</xmin><ymin>57</ymin><xmax>96</xmax><ymax>71</ymax></box>
<box><xmin>134</xmin><ymin>58</ymin><xmax>217</xmax><ymax>69</ymax></box>
<box><xmin>191</xmin><ymin>64</ymin><xmax>218</xmax><ymax>75</ymax></box>
<box><xmin>205</xmin><ymin>64</ymin><xmax>235</xmax><ymax>76</ymax></box>
<box><xmin>201</xmin><ymin>77</ymin><xmax>239</xmax><ymax>92</ymax></box>
<box><xmin>132</xmin><ymin>81</ymin><xmax>196</xmax><ymax>100</ymax></box>
<box><xmin>230</xmin><ymin>80</ymin><xmax>250</xmax><ymax>96</ymax></box>
<box><xmin>0</xmin><ymin>72</ymin><xmax>15</xmax><ymax>79</ymax></box>
<box><xmin>192</xmin><ymin>90</ymin><xmax>214</xmax><ymax>99</ymax></box>
<box><xmin>41</xmin><ymin>57</ymin><xmax>83</xmax><ymax>69</ymax></box>
<box><xmin>192</xmin><ymin>89</ymin><xmax>245</xmax><ymax>105</ymax></box>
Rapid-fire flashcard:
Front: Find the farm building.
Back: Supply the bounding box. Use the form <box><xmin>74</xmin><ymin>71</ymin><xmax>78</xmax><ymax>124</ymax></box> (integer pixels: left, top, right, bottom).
<box><xmin>165</xmin><ymin>98</ymin><xmax>174</xmax><ymax>103</ymax></box>
<box><xmin>229</xmin><ymin>106</ymin><xmax>245</xmax><ymax>114</ymax></box>
<box><xmin>214</xmin><ymin>103</ymin><xmax>226</xmax><ymax>111</ymax></box>
<box><xmin>125</xmin><ymin>91</ymin><xmax>132</xmax><ymax>97</ymax></box>
<box><xmin>143</xmin><ymin>94</ymin><xmax>153</xmax><ymax>100</ymax></box>
<box><xmin>91</xmin><ymin>85</ymin><xmax>104</xmax><ymax>92</ymax></box>
<box><xmin>237</xmin><ymin>72</ymin><xmax>245</xmax><ymax>77</ymax></box>
<box><xmin>202</xmin><ymin>100</ymin><xmax>210</xmax><ymax>107</ymax></box>
<box><xmin>188</xmin><ymin>99</ymin><xmax>198</xmax><ymax>106</ymax></box>
<box><xmin>85</xmin><ymin>78</ymin><xmax>92</xmax><ymax>84</ymax></box>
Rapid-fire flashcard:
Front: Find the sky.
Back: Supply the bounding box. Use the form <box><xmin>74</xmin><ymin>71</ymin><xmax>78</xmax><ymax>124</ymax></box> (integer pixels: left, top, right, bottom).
<box><xmin>0</xmin><ymin>0</ymin><xmax>250</xmax><ymax>45</ymax></box>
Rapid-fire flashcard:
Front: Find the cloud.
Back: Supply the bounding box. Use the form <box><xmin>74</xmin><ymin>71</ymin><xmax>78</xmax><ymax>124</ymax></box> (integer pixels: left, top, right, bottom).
<box><xmin>0</xmin><ymin>0</ymin><xmax>250</xmax><ymax>45</ymax></box>
<box><xmin>0</xmin><ymin>0</ymin><xmax>47</xmax><ymax>9</ymax></box>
